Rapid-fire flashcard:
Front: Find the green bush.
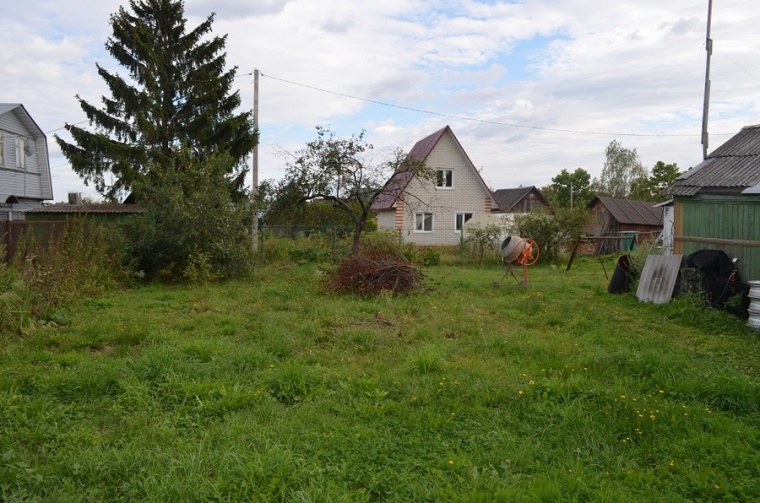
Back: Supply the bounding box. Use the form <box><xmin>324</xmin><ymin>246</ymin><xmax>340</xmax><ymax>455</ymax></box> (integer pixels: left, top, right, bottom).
<box><xmin>511</xmin><ymin>208</ymin><xmax>589</xmax><ymax>263</ymax></box>
<box><xmin>130</xmin><ymin>152</ymin><xmax>254</xmax><ymax>281</ymax></box>
<box><xmin>464</xmin><ymin>222</ymin><xmax>507</xmax><ymax>263</ymax></box>
<box><xmin>14</xmin><ymin>218</ymin><xmax>131</xmax><ymax>313</ymax></box>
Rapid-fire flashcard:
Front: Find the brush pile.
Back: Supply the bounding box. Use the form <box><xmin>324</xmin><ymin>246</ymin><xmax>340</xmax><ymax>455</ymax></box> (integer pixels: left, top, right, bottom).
<box><xmin>325</xmin><ymin>247</ymin><xmax>426</xmax><ymax>296</ymax></box>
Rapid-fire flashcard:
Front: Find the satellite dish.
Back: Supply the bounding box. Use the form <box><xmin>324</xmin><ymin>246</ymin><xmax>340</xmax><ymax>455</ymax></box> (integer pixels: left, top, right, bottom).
<box><xmin>24</xmin><ymin>138</ymin><xmax>35</xmax><ymax>157</ymax></box>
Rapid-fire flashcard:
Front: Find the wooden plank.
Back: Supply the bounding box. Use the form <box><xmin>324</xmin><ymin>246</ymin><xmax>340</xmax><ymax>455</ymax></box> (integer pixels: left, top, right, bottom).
<box><xmin>674</xmin><ymin>235</ymin><xmax>760</xmax><ymax>247</ymax></box>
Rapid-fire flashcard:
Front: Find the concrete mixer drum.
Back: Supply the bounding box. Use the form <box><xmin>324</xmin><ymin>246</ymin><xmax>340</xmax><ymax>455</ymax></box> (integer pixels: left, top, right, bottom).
<box><xmin>495</xmin><ymin>236</ymin><xmax>540</xmax><ymax>287</ymax></box>
<box><xmin>500</xmin><ymin>236</ymin><xmax>540</xmax><ymax>266</ymax></box>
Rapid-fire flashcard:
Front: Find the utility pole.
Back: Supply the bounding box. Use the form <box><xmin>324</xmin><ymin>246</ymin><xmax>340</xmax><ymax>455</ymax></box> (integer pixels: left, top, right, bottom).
<box><xmin>701</xmin><ymin>0</ymin><xmax>713</xmax><ymax>160</ymax></box>
<box><xmin>252</xmin><ymin>68</ymin><xmax>260</xmax><ymax>251</ymax></box>
<box><xmin>570</xmin><ymin>181</ymin><xmax>574</xmax><ymax>209</ymax></box>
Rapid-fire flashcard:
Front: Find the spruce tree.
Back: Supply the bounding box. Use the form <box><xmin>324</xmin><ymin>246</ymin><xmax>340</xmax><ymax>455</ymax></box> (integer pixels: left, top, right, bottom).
<box><xmin>55</xmin><ymin>0</ymin><xmax>255</xmax><ymax>201</ymax></box>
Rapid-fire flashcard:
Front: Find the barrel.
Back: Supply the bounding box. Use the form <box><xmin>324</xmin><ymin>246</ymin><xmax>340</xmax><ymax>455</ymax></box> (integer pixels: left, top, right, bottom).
<box><xmin>748</xmin><ymin>281</ymin><xmax>760</xmax><ymax>330</ymax></box>
<box><xmin>608</xmin><ymin>254</ymin><xmax>634</xmax><ymax>294</ymax></box>
<box><xmin>500</xmin><ymin>236</ymin><xmax>528</xmax><ymax>265</ymax></box>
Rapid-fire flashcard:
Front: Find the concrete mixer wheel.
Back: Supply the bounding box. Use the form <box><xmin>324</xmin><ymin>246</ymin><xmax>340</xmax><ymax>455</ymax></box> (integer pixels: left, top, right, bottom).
<box><xmin>515</xmin><ymin>239</ymin><xmax>540</xmax><ymax>266</ymax></box>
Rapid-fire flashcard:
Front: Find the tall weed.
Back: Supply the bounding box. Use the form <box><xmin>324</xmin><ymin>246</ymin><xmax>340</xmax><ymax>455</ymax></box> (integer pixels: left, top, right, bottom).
<box><xmin>0</xmin><ymin>249</ymin><xmax>35</xmax><ymax>336</ymax></box>
<box><xmin>14</xmin><ymin>218</ymin><xmax>131</xmax><ymax>313</ymax></box>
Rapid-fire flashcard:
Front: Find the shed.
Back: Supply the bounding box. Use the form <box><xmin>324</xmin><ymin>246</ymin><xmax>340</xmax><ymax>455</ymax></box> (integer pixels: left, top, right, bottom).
<box><xmin>586</xmin><ymin>195</ymin><xmax>663</xmax><ymax>253</ymax></box>
<box><xmin>24</xmin><ymin>202</ymin><xmax>143</xmax><ymax>223</ymax></box>
<box><xmin>664</xmin><ymin>124</ymin><xmax>760</xmax><ymax>282</ymax></box>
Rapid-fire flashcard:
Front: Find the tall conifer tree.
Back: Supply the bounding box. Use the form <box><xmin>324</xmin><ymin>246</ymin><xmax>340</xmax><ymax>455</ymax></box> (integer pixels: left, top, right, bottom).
<box><xmin>56</xmin><ymin>0</ymin><xmax>255</xmax><ymax>200</ymax></box>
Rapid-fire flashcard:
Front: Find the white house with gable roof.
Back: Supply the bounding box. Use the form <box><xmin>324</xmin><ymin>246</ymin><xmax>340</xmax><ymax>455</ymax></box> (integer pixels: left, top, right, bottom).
<box><xmin>372</xmin><ymin>126</ymin><xmax>496</xmax><ymax>245</ymax></box>
<box><xmin>0</xmin><ymin>103</ymin><xmax>53</xmax><ymax>219</ymax></box>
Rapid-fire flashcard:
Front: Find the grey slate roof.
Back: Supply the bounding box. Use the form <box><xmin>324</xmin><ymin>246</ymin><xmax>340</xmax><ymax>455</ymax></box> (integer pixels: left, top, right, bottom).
<box><xmin>492</xmin><ymin>186</ymin><xmax>547</xmax><ymax>212</ymax></box>
<box><xmin>587</xmin><ymin>195</ymin><xmax>663</xmax><ymax>227</ymax></box>
<box><xmin>26</xmin><ymin>203</ymin><xmax>143</xmax><ymax>214</ymax></box>
<box><xmin>666</xmin><ymin>124</ymin><xmax>760</xmax><ymax>196</ymax></box>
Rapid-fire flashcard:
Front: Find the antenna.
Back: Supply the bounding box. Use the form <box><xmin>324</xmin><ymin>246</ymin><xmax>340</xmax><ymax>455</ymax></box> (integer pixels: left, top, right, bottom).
<box><xmin>701</xmin><ymin>0</ymin><xmax>714</xmax><ymax>160</ymax></box>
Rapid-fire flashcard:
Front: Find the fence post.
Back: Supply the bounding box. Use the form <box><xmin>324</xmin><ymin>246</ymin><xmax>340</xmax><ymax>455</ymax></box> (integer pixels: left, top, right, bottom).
<box><xmin>460</xmin><ymin>227</ymin><xmax>465</xmax><ymax>262</ymax></box>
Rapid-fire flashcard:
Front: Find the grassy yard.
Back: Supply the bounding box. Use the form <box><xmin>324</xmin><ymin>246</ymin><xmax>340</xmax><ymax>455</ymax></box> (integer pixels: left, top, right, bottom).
<box><xmin>1</xmin><ymin>257</ymin><xmax>758</xmax><ymax>502</ymax></box>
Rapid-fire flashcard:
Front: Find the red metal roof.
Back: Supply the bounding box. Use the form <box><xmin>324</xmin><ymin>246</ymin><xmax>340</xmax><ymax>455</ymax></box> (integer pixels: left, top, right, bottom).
<box><xmin>371</xmin><ymin>125</ymin><xmax>494</xmax><ymax>211</ymax></box>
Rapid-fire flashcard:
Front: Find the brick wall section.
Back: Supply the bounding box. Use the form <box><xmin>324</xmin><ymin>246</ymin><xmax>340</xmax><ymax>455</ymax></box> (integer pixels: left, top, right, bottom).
<box><xmin>395</xmin><ymin>199</ymin><xmax>404</xmax><ymax>229</ymax></box>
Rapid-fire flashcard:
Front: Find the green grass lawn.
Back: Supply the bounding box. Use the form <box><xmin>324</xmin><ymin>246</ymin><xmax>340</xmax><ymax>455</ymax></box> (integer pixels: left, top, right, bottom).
<box><xmin>1</xmin><ymin>257</ymin><xmax>758</xmax><ymax>502</ymax></box>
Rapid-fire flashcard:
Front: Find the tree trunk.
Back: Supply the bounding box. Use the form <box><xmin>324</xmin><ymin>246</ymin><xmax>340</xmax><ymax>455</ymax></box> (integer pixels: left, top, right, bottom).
<box><xmin>351</xmin><ymin>220</ymin><xmax>364</xmax><ymax>255</ymax></box>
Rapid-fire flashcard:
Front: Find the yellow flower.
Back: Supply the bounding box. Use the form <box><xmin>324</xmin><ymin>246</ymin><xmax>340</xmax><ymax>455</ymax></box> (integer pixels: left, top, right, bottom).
<box><xmin>518</xmin><ymin>390</ymin><xmax>524</xmax><ymax>395</ymax></box>
<box><xmin>448</xmin><ymin>460</ymin><xmax>454</xmax><ymax>465</ymax></box>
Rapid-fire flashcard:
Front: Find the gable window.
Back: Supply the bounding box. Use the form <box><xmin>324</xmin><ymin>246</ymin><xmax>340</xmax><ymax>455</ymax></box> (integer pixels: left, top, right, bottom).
<box><xmin>455</xmin><ymin>212</ymin><xmax>473</xmax><ymax>231</ymax></box>
<box><xmin>414</xmin><ymin>212</ymin><xmax>434</xmax><ymax>232</ymax></box>
<box><xmin>15</xmin><ymin>136</ymin><xmax>26</xmax><ymax>170</ymax></box>
<box><xmin>0</xmin><ymin>132</ymin><xmax>4</xmax><ymax>166</ymax></box>
<box><xmin>436</xmin><ymin>169</ymin><xmax>453</xmax><ymax>188</ymax></box>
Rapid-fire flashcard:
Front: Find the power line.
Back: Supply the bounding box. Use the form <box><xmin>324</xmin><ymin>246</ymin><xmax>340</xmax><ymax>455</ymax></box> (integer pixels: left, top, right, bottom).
<box><xmin>260</xmin><ymin>71</ymin><xmax>730</xmax><ymax>138</ymax></box>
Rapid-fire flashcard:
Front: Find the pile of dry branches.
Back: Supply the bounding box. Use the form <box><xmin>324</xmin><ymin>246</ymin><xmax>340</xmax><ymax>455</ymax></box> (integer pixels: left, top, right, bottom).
<box><xmin>325</xmin><ymin>248</ymin><xmax>426</xmax><ymax>296</ymax></box>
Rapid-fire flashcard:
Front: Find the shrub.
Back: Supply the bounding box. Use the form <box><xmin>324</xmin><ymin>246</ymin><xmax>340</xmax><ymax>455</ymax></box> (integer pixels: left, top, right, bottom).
<box><xmin>14</xmin><ymin>218</ymin><xmax>131</xmax><ymax>312</ymax></box>
<box><xmin>465</xmin><ymin>222</ymin><xmax>507</xmax><ymax>263</ymax></box>
<box><xmin>130</xmin><ymin>152</ymin><xmax>254</xmax><ymax>281</ymax></box>
<box><xmin>511</xmin><ymin>208</ymin><xmax>589</xmax><ymax>263</ymax></box>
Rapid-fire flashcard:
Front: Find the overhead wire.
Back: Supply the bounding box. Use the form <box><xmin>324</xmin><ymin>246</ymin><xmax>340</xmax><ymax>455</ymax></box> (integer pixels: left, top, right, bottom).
<box><xmin>259</xmin><ymin>71</ymin><xmax>730</xmax><ymax>138</ymax></box>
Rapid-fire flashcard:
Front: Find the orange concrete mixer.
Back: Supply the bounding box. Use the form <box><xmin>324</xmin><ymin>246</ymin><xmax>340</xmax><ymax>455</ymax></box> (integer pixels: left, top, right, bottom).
<box><xmin>495</xmin><ymin>236</ymin><xmax>540</xmax><ymax>287</ymax></box>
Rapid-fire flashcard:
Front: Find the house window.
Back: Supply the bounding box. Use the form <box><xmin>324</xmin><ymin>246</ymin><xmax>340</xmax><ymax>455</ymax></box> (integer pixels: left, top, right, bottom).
<box><xmin>455</xmin><ymin>212</ymin><xmax>473</xmax><ymax>231</ymax></box>
<box><xmin>15</xmin><ymin>136</ymin><xmax>26</xmax><ymax>170</ymax></box>
<box><xmin>436</xmin><ymin>169</ymin><xmax>453</xmax><ymax>188</ymax></box>
<box><xmin>414</xmin><ymin>212</ymin><xmax>434</xmax><ymax>232</ymax></box>
<box><xmin>0</xmin><ymin>132</ymin><xmax>4</xmax><ymax>166</ymax></box>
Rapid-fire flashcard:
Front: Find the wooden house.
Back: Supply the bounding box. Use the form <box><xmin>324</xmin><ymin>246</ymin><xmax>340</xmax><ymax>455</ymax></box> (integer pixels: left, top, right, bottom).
<box><xmin>492</xmin><ymin>186</ymin><xmax>549</xmax><ymax>213</ymax></box>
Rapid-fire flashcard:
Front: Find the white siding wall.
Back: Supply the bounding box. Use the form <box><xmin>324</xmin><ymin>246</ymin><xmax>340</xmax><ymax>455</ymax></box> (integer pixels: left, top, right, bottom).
<box><xmin>0</xmin><ymin>107</ymin><xmax>53</xmax><ymax>202</ymax></box>
<box><xmin>399</xmin><ymin>132</ymin><xmax>493</xmax><ymax>245</ymax></box>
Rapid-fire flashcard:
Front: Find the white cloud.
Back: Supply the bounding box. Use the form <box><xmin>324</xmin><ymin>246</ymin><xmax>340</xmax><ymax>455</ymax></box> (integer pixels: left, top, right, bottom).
<box><xmin>3</xmin><ymin>0</ymin><xmax>760</xmax><ymax>201</ymax></box>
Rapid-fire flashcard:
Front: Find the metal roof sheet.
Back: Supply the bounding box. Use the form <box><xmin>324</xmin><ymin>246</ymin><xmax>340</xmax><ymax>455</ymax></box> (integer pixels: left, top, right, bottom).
<box><xmin>588</xmin><ymin>196</ymin><xmax>663</xmax><ymax>226</ymax></box>
<box><xmin>636</xmin><ymin>254</ymin><xmax>683</xmax><ymax>304</ymax></box>
<box><xmin>26</xmin><ymin>203</ymin><xmax>143</xmax><ymax>214</ymax></box>
<box><xmin>666</xmin><ymin>124</ymin><xmax>760</xmax><ymax>196</ymax></box>
<box><xmin>370</xmin><ymin>171</ymin><xmax>414</xmax><ymax>211</ymax></box>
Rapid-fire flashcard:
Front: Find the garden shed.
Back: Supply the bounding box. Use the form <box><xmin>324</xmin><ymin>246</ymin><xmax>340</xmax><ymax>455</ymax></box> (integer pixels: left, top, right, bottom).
<box><xmin>585</xmin><ymin>196</ymin><xmax>663</xmax><ymax>253</ymax></box>
<box><xmin>664</xmin><ymin>124</ymin><xmax>760</xmax><ymax>283</ymax></box>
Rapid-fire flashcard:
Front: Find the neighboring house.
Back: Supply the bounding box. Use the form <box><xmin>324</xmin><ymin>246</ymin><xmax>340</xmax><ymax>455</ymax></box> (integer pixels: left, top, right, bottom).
<box><xmin>371</xmin><ymin>126</ymin><xmax>496</xmax><ymax>246</ymax></box>
<box><xmin>664</xmin><ymin>124</ymin><xmax>760</xmax><ymax>282</ymax></box>
<box><xmin>586</xmin><ymin>195</ymin><xmax>663</xmax><ymax>253</ymax></box>
<box><xmin>0</xmin><ymin>104</ymin><xmax>53</xmax><ymax>220</ymax></box>
<box><xmin>492</xmin><ymin>186</ymin><xmax>549</xmax><ymax>213</ymax></box>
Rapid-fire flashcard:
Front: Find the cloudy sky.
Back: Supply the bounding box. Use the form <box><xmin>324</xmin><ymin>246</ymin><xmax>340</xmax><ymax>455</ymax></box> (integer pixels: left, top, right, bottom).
<box><xmin>3</xmin><ymin>0</ymin><xmax>760</xmax><ymax>201</ymax></box>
